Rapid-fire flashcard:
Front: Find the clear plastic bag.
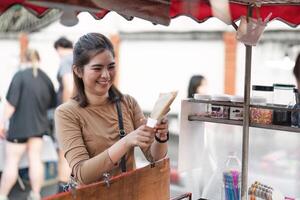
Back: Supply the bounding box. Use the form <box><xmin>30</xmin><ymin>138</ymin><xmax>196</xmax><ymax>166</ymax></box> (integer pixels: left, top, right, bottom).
<box><xmin>236</xmin><ymin>13</ymin><xmax>272</xmax><ymax>46</ymax></box>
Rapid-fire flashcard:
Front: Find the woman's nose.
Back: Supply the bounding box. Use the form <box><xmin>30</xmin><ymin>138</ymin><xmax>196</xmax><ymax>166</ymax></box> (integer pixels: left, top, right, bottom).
<box><xmin>101</xmin><ymin>67</ymin><xmax>110</xmax><ymax>79</ymax></box>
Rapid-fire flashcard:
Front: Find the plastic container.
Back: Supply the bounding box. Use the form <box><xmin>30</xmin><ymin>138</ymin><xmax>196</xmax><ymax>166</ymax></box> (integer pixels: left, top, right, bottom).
<box><xmin>272</xmin><ymin>84</ymin><xmax>295</xmax><ymax>126</ymax></box>
<box><xmin>230</xmin><ymin>96</ymin><xmax>244</xmax><ymax>121</ymax></box>
<box><xmin>222</xmin><ymin>152</ymin><xmax>241</xmax><ymax>200</ymax></box>
<box><xmin>252</xmin><ymin>85</ymin><xmax>273</xmax><ymax>104</ymax></box>
<box><xmin>250</xmin><ymin>97</ymin><xmax>273</xmax><ymax>125</ymax></box>
<box><xmin>194</xmin><ymin>94</ymin><xmax>211</xmax><ymax>101</ymax></box>
<box><xmin>224</xmin><ymin>152</ymin><xmax>241</xmax><ymax>177</ymax></box>
<box><xmin>273</xmin><ymin>84</ymin><xmax>295</xmax><ymax>106</ymax></box>
<box><xmin>210</xmin><ymin>95</ymin><xmax>230</xmax><ymax>119</ymax></box>
<box><xmin>193</xmin><ymin>94</ymin><xmax>211</xmax><ymax>117</ymax></box>
<box><xmin>273</xmin><ymin>108</ymin><xmax>292</xmax><ymax>126</ymax></box>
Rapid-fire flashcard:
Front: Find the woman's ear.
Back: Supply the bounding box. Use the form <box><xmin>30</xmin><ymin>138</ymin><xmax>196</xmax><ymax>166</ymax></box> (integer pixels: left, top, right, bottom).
<box><xmin>73</xmin><ymin>65</ymin><xmax>82</xmax><ymax>78</ymax></box>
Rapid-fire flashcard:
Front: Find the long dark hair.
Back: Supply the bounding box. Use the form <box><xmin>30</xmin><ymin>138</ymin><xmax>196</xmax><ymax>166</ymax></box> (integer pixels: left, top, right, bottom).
<box><xmin>187</xmin><ymin>75</ymin><xmax>205</xmax><ymax>98</ymax></box>
<box><xmin>72</xmin><ymin>33</ymin><xmax>122</xmax><ymax>107</ymax></box>
<box><xmin>293</xmin><ymin>53</ymin><xmax>300</xmax><ymax>82</ymax></box>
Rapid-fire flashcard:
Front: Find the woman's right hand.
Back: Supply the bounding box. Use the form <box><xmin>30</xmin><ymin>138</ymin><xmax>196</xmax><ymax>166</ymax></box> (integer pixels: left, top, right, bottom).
<box><xmin>125</xmin><ymin>125</ymin><xmax>155</xmax><ymax>149</ymax></box>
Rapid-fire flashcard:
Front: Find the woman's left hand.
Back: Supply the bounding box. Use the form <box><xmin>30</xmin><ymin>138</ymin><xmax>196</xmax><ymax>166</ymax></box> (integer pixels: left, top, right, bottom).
<box><xmin>154</xmin><ymin>117</ymin><xmax>169</xmax><ymax>141</ymax></box>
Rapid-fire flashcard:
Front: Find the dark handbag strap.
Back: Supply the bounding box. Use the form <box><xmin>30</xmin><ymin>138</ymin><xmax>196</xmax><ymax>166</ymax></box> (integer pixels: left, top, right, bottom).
<box><xmin>115</xmin><ymin>99</ymin><xmax>127</xmax><ymax>172</ymax></box>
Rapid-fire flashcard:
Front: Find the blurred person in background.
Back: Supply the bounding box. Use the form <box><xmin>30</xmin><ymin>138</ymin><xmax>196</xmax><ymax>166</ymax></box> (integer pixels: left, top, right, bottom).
<box><xmin>0</xmin><ymin>49</ymin><xmax>56</xmax><ymax>200</ymax></box>
<box><xmin>53</xmin><ymin>37</ymin><xmax>73</xmax><ymax>191</ymax></box>
<box><xmin>293</xmin><ymin>53</ymin><xmax>300</xmax><ymax>91</ymax></box>
<box><xmin>292</xmin><ymin>53</ymin><xmax>300</xmax><ymax>128</ymax></box>
<box><xmin>292</xmin><ymin>52</ymin><xmax>300</xmax><ymax>195</ymax></box>
<box><xmin>54</xmin><ymin>37</ymin><xmax>74</xmax><ymax>105</ymax></box>
<box><xmin>187</xmin><ymin>75</ymin><xmax>207</xmax><ymax>98</ymax></box>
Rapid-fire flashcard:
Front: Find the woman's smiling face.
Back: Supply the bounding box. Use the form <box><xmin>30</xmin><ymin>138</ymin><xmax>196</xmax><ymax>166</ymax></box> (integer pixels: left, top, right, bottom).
<box><xmin>81</xmin><ymin>50</ymin><xmax>116</xmax><ymax>97</ymax></box>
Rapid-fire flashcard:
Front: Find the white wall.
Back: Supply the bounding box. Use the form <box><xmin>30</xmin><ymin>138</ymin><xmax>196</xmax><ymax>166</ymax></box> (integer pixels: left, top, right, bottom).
<box><xmin>119</xmin><ymin>40</ymin><xmax>224</xmax><ymax>113</ymax></box>
<box><xmin>0</xmin><ymin>40</ymin><xmax>20</xmax><ymax>98</ymax></box>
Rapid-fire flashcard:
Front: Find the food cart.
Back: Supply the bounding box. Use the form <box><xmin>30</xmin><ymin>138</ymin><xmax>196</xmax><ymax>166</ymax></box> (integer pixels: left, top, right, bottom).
<box><xmin>1</xmin><ymin>1</ymin><xmax>300</xmax><ymax>199</ymax></box>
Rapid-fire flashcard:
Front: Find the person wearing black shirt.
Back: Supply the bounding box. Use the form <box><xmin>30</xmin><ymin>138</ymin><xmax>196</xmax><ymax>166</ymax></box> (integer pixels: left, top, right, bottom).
<box><xmin>0</xmin><ymin>49</ymin><xmax>56</xmax><ymax>200</ymax></box>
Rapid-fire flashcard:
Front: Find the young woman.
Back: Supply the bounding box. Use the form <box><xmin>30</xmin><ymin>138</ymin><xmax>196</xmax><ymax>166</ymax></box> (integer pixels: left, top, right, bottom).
<box><xmin>187</xmin><ymin>75</ymin><xmax>207</xmax><ymax>98</ymax></box>
<box><xmin>55</xmin><ymin>33</ymin><xmax>169</xmax><ymax>185</ymax></box>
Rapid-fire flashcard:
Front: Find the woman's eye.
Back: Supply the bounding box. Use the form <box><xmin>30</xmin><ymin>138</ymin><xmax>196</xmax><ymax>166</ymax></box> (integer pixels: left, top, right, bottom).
<box><xmin>108</xmin><ymin>65</ymin><xmax>116</xmax><ymax>70</ymax></box>
<box><xmin>93</xmin><ymin>67</ymin><xmax>102</xmax><ymax>71</ymax></box>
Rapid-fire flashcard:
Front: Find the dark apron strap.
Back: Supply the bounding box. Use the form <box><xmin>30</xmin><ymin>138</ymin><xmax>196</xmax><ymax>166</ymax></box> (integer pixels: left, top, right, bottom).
<box><xmin>115</xmin><ymin>100</ymin><xmax>127</xmax><ymax>172</ymax></box>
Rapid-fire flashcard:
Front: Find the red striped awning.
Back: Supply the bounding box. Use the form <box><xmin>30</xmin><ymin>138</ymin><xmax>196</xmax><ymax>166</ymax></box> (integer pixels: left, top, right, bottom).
<box><xmin>1</xmin><ymin>0</ymin><xmax>300</xmax><ymax>27</ymax></box>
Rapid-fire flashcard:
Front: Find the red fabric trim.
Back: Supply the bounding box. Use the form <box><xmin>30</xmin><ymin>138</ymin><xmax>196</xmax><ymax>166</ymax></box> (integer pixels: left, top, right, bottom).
<box><xmin>170</xmin><ymin>0</ymin><xmax>300</xmax><ymax>27</ymax></box>
<box><xmin>0</xmin><ymin>0</ymin><xmax>49</xmax><ymax>16</ymax></box>
<box><xmin>1</xmin><ymin>0</ymin><xmax>300</xmax><ymax>27</ymax></box>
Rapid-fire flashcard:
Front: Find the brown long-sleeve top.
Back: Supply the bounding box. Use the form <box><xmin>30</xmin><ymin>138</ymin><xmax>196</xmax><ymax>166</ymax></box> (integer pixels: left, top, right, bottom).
<box><xmin>54</xmin><ymin>95</ymin><xmax>153</xmax><ymax>184</ymax></box>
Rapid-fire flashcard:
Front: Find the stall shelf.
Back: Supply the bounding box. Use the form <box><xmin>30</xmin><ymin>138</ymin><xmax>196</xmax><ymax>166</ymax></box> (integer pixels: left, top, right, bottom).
<box><xmin>188</xmin><ymin>99</ymin><xmax>300</xmax><ymax>133</ymax></box>
<box><xmin>189</xmin><ymin>115</ymin><xmax>300</xmax><ymax>133</ymax></box>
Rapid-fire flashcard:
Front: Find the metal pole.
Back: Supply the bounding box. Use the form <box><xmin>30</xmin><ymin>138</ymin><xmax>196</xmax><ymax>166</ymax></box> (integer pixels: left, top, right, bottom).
<box><xmin>241</xmin><ymin>5</ymin><xmax>253</xmax><ymax>200</ymax></box>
